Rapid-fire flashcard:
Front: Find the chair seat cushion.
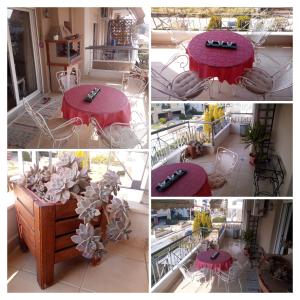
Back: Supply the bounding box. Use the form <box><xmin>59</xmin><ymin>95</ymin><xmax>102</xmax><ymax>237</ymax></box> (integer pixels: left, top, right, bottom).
<box><xmin>208</xmin><ymin>173</ymin><xmax>227</xmax><ymax>189</ymax></box>
<box><xmin>172</xmin><ymin>71</ymin><xmax>207</xmax><ymax>99</ymax></box>
<box><xmin>46</xmin><ymin>118</ymin><xmax>75</xmax><ymax>139</ymax></box>
<box><xmin>103</xmin><ymin>125</ymin><xmax>140</xmax><ymax>148</ymax></box>
<box><xmin>243</xmin><ymin>68</ymin><xmax>273</xmax><ymax>94</ymax></box>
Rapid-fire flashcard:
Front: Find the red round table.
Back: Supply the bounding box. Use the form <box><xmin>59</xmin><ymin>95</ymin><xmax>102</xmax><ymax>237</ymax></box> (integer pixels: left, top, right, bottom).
<box><xmin>151</xmin><ymin>162</ymin><xmax>212</xmax><ymax>197</ymax></box>
<box><xmin>195</xmin><ymin>250</ymin><xmax>233</xmax><ymax>272</ymax></box>
<box><xmin>187</xmin><ymin>30</ymin><xmax>254</xmax><ymax>84</ymax></box>
<box><xmin>61</xmin><ymin>84</ymin><xmax>131</xmax><ymax>127</ymax></box>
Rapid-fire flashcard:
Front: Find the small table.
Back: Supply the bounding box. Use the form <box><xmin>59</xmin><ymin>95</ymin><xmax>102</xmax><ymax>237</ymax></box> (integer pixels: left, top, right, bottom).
<box><xmin>254</xmin><ymin>154</ymin><xmax>284</xmax><ymax>196</ymax></box>
<box><xmin>187</xmin><ymin>30</ymin><xmax>254</xmax><ymax>84</ymax></box>
<box><xmin>151</xmin><ymin>162</ymin><xmax>212</xmax><ymax>197</ymax></box>
<box><xmin>61</xmin><ymin>84</ymin><xmax>131</xmax><ymax>127</ymax></box>
<box><xmin>195</xmin><ymin>249</ymin><xmax>233</xmax><ymax>272</ymax></box>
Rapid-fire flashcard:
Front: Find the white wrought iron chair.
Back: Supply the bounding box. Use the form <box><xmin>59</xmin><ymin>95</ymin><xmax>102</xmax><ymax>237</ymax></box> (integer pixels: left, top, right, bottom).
<box><xmin>179</xmin><ymin>263</ymin><xmax>209</xmax><ymax>289</ymax></box>
<box><xmin>90</xmin><ymin>111</ymin><xmax>147</xmax><ymax>149</ymax></box>
<box><xmin>122</xmin><ymin>66</ymin><xmax>148</xmax><ymax>96</ymax></box>
<box><xmin>24</xmin><ymin>100</ymin><xmax>82</xmax><ymax>148</ymax></box>
<box><xmin>235</xmin><ymin>60</ymin><xmax>293</xmax><ymax>100</ymax></box>
<box><xmin>215</xmin><ymin>264</ymin><xmax>243</xmax><ymax>292</ymax></box>
<box><xmin>207</xmin><ymin>147</ymin><xmax>239</xmax><ymax>189</ymax></box>
<box><xmin>56</xmin><ymin>68</ymin><xmax>81</xmax><ymax>94</ymax></box>
<box><xmin>166</xmin><ymin>28</ymin><xmax>190</xmax><ymax>52</ymax></box>
<box><xmin>152</xmin><ymin>54</ymin><xmax>213</xmax><ymax>101</ymax></box>
<box><xmin>247</xmin><ymin>17</ymin><xmax>281</xmax><ymax>66</ymax></box>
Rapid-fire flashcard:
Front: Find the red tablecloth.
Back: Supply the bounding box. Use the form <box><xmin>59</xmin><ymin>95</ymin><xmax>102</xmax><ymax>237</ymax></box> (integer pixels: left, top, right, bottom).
<box><xmin>151</xmin><ymin>162</ymin><xmax>212</xmax><ymax>197</ymax></box>
<box><xmin>187</xmin><ymin>30</ymin><xmax>254</xmax><ymax>84</ymax></box>
<box><xmin>61</xmin><ymin>84</ymin><xmax>131</xmax><ymax>127</ymax></box>
<box><xmin>195</xmin><ymin>250</ymin><xmax>233</xmax><ymax>271</ymax></box>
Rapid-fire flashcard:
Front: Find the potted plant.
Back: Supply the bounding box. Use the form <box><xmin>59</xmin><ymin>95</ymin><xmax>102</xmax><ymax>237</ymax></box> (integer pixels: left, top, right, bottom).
<box><xmin>242</xmin><ymin>123</ymin><xmax>269</xmax><ymax>165</ymax></box>
<box><xmin>242</xmin><ymin>229</ymin><xmax>255</xmax><ymax>256</ymax></box>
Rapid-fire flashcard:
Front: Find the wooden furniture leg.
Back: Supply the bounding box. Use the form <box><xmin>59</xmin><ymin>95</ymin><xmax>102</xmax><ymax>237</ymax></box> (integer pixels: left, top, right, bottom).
<box><xmin>34</xmin><ymin>201</ymin><xmax>56</xmax><ymax>289</ymax></box>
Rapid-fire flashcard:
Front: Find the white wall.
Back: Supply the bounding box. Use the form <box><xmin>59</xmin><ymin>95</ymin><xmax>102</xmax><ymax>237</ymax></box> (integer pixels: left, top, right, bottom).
<box><xmin>214</xmin><ymin>123</ymin><xmax>231</xmax><ymax>147</ymax></box>
<box><xmin>7</xmin><ymin>205</ymin><xmax>18</xmax><ymax>253</ymax></box>
<box><xmin>271</xmin><ymin>104</ymin><xmax>293</xmax><ymax>196</ymax></box>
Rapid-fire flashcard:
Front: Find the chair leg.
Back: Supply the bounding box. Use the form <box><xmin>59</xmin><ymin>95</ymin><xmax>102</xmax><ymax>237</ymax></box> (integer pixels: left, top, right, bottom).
<box><xmin>238</xmin><ymin>278</ymin><xmax>243</xmax><ymax>292</ymax></box>
<box><xmin>37</xmin><ymin>133</ymin><xmax>42</xmax><ymax>148</ymax></box>
<box><xmin>218</xmin><ymin>82</ymin><xmax>222</xmax><ymax>93</ymax></box>
<box><xmin>76</xmin><ymin>132</ymin><xmax>79</xmax><ymax>148</ymax></box>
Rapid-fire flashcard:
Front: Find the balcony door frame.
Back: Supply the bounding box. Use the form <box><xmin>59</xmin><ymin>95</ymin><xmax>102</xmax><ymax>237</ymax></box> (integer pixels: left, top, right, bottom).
<box><xmin>7</xmin><ymin>7</ymin><xmax>42</xmax><ymax>115</ymax></box>
<box><xmin>273</xmin><ymin>201</ymin><xmax>292</xmax><ymax>255</ymax></box>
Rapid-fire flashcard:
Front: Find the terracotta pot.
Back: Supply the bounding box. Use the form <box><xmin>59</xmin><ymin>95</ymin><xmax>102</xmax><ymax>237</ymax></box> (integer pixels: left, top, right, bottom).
<box><xmin>249</xmin><ymin>153</ymin><xmax>256</xmax><ymax>165</ymax></box>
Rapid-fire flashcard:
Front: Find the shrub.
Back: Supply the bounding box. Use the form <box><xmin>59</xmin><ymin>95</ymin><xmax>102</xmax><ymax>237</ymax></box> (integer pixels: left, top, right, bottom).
<box><xmin>237</xmin><ymin>16</ymin><xmax>251</xmax><ymax>30</ymax></box>
<box><xmin>159</xmin><ymin>117</ymin><xmax>167</xmax><ymax>124</ymax></box>
<box><xmin>212</xmin><ymin>216</ymin><xmax>226</xmax><ymax>223</ymax></box>
<box><xmin>207</xmin><ymin>16</ymin><xmax>222</xmax><ymax>30</ymax></box>
<box><xmin>179</xmin><ymin>113</ymin><xmax>187</xmax><ymax>120</ymax></box>
<box><xmin>91</xmin><ymin>154</ymin><xmax>109</xmax><ymax>164</ymax></box>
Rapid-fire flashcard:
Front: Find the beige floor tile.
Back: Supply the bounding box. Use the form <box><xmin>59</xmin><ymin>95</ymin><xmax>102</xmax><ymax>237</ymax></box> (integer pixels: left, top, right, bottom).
<box><xmin>7</xmin><ymin>266</ymin><xmax>18</xmax><ymax>280</ymax></box>
<box><xmin>7</xmin><ymin>270</ymin><xmax>42</xmax><ymax>293</ymax></box>
<box><xmin>106</xmin><ymin>241</ymin><xmax>146</xmax><ymax>262</ymax></box>
<box><xmin>54</xmin><ymin>256</ymin><xmax>89</xmax><ymax>287</ymax></box>
<box><xmin>80</xmin><ymin>288</ymin><xmax>95</xmax><ymax>293</ymax></box>
<box><xmin>82</xmin><ymin>255</ymin><xmax>148</xmax><ymax>292</ymax></box>
<box><xmin>43</xmin><ymin>282</ymin><xmax>80</xmax><ymax>293</ymax></box>
<box><xmin>8</xmin><ymin>247</ymin><xmax>31</xmax><ymax>270</ymax></box>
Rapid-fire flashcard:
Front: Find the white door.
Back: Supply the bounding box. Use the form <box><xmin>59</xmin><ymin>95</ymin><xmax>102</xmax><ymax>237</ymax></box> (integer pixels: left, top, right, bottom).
<box><xmin>7</xmin><ymin>8</ymin><xmax>41</xmax><ymax>113</ymax></box>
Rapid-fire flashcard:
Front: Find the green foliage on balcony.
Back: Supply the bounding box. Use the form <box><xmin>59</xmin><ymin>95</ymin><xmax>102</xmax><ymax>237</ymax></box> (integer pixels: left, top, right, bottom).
<box><xmin>237</xmin><ymin>16</ymin><xmax>251</xmax><ymax>30</ymax></box>
<box><xmin>207</xmin><ymin>15</ymin><xmax>222</xmax><ymax>30</ymax></box>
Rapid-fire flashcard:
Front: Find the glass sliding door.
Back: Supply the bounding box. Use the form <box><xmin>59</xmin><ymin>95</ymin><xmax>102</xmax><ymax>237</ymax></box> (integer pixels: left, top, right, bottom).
<box><xmin>7</xmin><ymin>8</ymin><xmax>40</xmax><ymax>112</ymax></box>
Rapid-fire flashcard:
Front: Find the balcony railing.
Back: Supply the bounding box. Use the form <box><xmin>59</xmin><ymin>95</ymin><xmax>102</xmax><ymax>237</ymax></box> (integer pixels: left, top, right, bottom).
<box><xmin>151</xmin><ymin>227</ymin><xmax>218</xmax><ymax>287</ymax></box>
<box><xmin>151</xmin><ymin>8</ymin><xmax>293</xmax><ymax>32</ymax></box>
<box><xmin>151</xmin><ymin>116</ymin><xmax>229</xmax><ymax>166</ymax></box>
<box><xmin>85</xmin><ymin>45</ymin><xmax>149</xmax><ymax>70</ymax></box>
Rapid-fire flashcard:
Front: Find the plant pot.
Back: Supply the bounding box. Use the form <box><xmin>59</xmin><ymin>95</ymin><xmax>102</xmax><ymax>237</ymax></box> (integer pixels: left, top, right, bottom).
<box><xmin>13</xmin><ymin>183</ymin><xmax>107</xmax><ymax>289</ymax></box>
<box><xmin>249</xmin><ymin>153</ymin><xmax>256</xmax><ymax>165</ymax></box>
<box><xmin>244</xmin><ymin>247</ymin><xmax>250</xmax><ymax>256</ymax></box>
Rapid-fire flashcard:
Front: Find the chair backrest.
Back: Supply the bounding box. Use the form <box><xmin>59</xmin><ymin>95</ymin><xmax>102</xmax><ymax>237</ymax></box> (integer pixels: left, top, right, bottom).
<box><xmin>126</xmin><ymin>76</ymin><xmax>147</xmax><ymax>95</ymax></box>
<box><xmin>56</xmin><ymin>68</ymin><xmax>80</xmax><ymax>94</ymax></box>
<box><xmin>271</xmin><ymin>61</ymin><xmax>293</xmax><ymax>93</ymax></box>
<box><xmin>24</xmin><ymin>101</ymin><xmax>53</xmax><ymax>139</ymax></box>
<box><xmin>228</xmin><ymin>264</ymin><xmax>241</xmax><ymax>280</ymax></box>
<box><xmin>215</xmin><ymin>147</ymin><xmax>239</xmax><ymax>176</ymax></box>
<box><xmin>249</xmin><ymin>18</ymin><xmax>275</xmax><ymax>46</ymax></box>
<box><xmin>198</xmin><ymin>241</ymin><xmax>208</xmax><ymax>253</ymax></box>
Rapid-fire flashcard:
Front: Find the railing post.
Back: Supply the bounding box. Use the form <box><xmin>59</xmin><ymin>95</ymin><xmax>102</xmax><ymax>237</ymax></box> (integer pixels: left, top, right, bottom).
<box><xmin>211</xmin><ymin>122</ymin><xmax>215</xmax><ymax>146</ymax></box>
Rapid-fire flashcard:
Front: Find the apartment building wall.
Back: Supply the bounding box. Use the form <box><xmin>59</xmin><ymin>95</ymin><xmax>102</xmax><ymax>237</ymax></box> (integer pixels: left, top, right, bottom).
<box><xmin>271</xmin><ymin>104</ymin><xmax>293</xmax><ymax>196</ymax></box>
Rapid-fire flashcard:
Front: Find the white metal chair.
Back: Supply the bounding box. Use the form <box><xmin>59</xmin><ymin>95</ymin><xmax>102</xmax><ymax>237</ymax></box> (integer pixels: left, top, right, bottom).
<box><xmin>24</xmin><ymin>100</ymin><xmax>82</xmax><ymax>148</ymax></box>
<box><xmin>122</xmin><ymin>66</ymin><xmax>148</xmax><ymax>96</ymax></box>
<box><xmin>216</xmin><ymin>264</ymin><xmax>243</xmax><ymax>292</ymax></box>
<box><xmin>179</xmin><ymin>263</ymin><xmax>209</xmax><ymax>289</ymax></box>
<box><xmin>166</xmin><ymin>28</ymin><xmax>190</xmax><ymax>52</ymax></box>
<box><xmin>247</xmin><ymin>17</ymin><xmax>281</xmax><ymax>66</ymax></box>
<box><xmin>235</xmin><ymin>60</ymin><xmax>293</xmax><ymax>100</ymax></box>
<box><xmin>152</xmin><ymin>54</ymin><xmax>213</xmax><ymax>101</ymax></box>
<box><xmin>90</xmin><ymin>111</ymin><xmax>147</xmax><ymax>149</ymax></box>
<box><xmin>207</xmin><ymin>147</ymin><xmax>239</xmax><ymax>189</ymax></box>
<box><xmin>56</xmin><ymin>68</ymin><xmax>80</xmax><ymax>94</ymax></box>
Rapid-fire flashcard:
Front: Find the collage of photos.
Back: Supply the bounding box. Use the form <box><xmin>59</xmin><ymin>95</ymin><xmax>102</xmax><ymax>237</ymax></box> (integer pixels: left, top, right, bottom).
<box><xmin>6</xmin><ymin>5</ymin><xmax>293</xmax><ymax>294</ymax></box>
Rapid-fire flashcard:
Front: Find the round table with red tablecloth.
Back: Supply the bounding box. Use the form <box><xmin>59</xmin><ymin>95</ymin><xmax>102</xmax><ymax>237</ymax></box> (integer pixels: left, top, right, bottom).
<box><xmin>61</xmin><ymin>84</ymin><xmax>131</xmax><ymax>127</ymax></box>
<box><xmin>195</xmin><ymin>249</ymin><xmax>233</xmax><ymax>272</ymax></box>
<box><xmin>187</xmin><ymin>30</ymin><xmax>254</xmax><ymax>84</ymax></box>
<box><xmin>151</xmin><ymin>162</ymin><xmax>212</xmax><ymax>197</ymax></box>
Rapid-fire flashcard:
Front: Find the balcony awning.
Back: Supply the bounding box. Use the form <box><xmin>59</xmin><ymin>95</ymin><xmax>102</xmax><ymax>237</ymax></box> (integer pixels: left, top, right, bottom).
<box><xmin>152</xmin><ymin>200</ymin><xmax>194</xmax><ymax>209</ymax></box>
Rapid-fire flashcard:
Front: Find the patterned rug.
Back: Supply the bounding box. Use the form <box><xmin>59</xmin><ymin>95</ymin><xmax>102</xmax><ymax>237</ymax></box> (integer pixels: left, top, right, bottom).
<box><xmin>8</xmin><ymin>96</ymin><xmax>62</xmax><ymax>148</ymax></box>
<box><xmin>245</xmin><ymin>268</ymin><xmax>260</xmax><ymax>292</ymax></box>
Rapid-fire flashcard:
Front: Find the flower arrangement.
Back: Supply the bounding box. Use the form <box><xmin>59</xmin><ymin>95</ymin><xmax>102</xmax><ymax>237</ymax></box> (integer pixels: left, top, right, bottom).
<box><xmin>20</xmin><ymin>152</ymin><xmax>131</xmax><ymax>261</ymax></box>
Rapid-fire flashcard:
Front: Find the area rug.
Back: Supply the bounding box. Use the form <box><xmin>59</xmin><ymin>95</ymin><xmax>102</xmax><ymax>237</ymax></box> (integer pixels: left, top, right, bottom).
<box><xmin>8</xmin><ymin>96</ymin><xmax>62</xmax><ymax>148</ymax></box>
<box><xmin>245</xmin><ymin>268</ymin><xmax>260</xmax><ymax>292</ymax></box>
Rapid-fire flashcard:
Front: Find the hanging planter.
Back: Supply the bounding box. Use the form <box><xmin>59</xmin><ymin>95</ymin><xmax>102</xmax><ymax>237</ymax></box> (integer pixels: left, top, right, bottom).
<box><xmin>13</xmin><ymin>152</ymin><xmax>131</xmax><ymax>289</ymax></box>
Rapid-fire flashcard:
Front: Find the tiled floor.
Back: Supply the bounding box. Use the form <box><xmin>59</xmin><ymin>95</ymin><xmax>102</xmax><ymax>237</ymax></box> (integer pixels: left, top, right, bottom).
<box><xmin>7</xmin><ymin>241</ymin><xmax>148</xmax><ymax>293</ymax></box>
<box><xmin>151</xmin><ymin>46</ymin><xmax>292</xmax><ymax>101</ymax></box>
<box><xmin>171</xmin><ymin>237</ymin><xmax>259</xmax><ymax>293</ymax></box>
<box><xmin>9</xmin><ymin>77</ymin><xmax>149</xmax><ymax>149</ymax></box>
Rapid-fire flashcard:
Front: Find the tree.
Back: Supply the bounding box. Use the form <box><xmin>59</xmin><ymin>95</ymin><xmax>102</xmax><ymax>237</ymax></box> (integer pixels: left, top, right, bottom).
<box><xmin>193</xmin><ymin>211</ymin><xmax>202</xmax><ymax>232</ymax></box>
